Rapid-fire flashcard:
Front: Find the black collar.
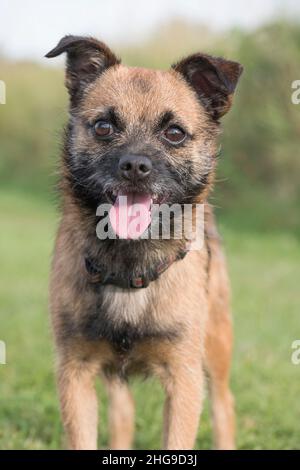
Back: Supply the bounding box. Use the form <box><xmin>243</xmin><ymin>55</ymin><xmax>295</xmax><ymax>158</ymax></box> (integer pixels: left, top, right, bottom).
<box><xmin>84</xmin><ymin>247</ymin><xmax>188</xmax><ymax>289</ymax></box>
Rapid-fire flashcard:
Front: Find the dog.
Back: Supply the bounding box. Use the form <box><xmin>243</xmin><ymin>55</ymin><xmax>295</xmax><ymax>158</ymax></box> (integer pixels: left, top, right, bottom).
<box><xmin>46</xmin><ymin>35</ymin><xmax>242</xmax><ymax>450</ymax></box>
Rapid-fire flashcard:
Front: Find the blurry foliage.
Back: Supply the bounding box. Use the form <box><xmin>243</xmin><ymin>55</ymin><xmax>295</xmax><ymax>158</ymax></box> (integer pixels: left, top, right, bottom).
<box><xmin>0</xmin><ymin>60</ymin><xmax>66</xmax><ymax>199</ymax></box>
<box><xmin>0</xmin><ymin>19</ymin><xmax>299</xmax><ymax>232</ymax></box>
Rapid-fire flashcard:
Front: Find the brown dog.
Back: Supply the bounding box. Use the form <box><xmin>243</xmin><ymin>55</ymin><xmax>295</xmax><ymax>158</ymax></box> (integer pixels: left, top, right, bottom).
<box><xmin>46</xmin><ymin>36</ymin><xmax>242</xmax><ymax>450</ymax></box>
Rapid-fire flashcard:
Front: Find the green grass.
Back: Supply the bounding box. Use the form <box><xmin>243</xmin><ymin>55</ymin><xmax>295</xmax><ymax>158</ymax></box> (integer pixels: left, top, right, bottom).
<box><xmin>0</xmin><ymin>189</ymin><xmax>299</xmax><ymax>450</ymax></box>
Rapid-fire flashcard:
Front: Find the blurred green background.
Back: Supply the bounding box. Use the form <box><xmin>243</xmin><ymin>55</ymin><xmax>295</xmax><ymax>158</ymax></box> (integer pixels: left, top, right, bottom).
<box><xmin>0</xmin><ymin>16</ymin><xmax>300</xmax><ymax>449</ymax></box>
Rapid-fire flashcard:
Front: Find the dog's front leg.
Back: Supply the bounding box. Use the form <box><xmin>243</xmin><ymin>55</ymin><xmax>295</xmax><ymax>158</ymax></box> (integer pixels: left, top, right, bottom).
<box><xmin>161</xmin><ymin>352</ymin><xmax>205</xmax><ymax>450</ymax></box>
<box><xmin>57</xmin><ymin>355</ymin><xmax>99</xmax><ymax>450</ymax></box>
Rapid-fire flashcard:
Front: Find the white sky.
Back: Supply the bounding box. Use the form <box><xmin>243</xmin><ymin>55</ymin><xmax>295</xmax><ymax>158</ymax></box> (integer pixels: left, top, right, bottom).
<box><xmin>1</xmin><ymin>0</ymin><xmax>300</xmax><ymax>61</ymax></box>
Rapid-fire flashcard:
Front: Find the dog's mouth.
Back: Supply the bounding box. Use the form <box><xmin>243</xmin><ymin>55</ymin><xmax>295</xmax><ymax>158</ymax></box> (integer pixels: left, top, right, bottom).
<box><xmin>104</xmin><ymin>189</ymin><xmax>167</xmax><ymax>240</ymax></box>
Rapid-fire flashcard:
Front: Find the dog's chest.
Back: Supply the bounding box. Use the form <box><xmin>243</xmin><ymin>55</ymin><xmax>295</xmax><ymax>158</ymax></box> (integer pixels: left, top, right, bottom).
<box><xmin>94</xmin><ymin>286</ymin><xmax>180</xmax><ymax>378</ymax></box>
<box><xmin>80</xmin><ymin>283</ymin><xmax>179</xmax><ymax>353</ymax></box>
<box><xmin>101</xmin><ymin>286</ymin><xmax>151</xmax><ymax>326</ymax></box>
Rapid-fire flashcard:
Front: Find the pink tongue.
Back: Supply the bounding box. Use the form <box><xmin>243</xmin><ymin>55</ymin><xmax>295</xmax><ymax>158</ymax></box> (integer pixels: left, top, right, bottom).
<box><xmin>109</xmin><ymin>192</ymin><xmax>152</xmax><ymax>239</ymax></box>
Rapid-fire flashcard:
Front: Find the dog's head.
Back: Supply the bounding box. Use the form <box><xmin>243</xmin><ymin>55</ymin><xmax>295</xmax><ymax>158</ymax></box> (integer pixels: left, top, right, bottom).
<box><xmin>46</xmin><ymin>36</ymin><xmax>242</xmax><ymax>236</ymax></box>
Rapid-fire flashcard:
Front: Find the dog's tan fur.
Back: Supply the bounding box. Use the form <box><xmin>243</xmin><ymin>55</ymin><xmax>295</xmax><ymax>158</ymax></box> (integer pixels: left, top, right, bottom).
<box><xmin>47</xmin><ymin>36</ymin><xmax>242</xmax><ymax>450</ymax></box>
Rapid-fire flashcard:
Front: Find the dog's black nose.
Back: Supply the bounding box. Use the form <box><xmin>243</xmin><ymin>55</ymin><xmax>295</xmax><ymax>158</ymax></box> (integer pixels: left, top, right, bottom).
<box><xmin>118</xmin><ymin>155</ymin><xmax>152</xmax><ymax>181</ymax></box>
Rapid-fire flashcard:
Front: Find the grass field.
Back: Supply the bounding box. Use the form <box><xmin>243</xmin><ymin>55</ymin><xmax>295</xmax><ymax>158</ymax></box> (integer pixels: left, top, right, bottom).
<box><xmin>0</xmin><ymin>188</ymin><xmax>299</xmax><ymax>450</ymax></box>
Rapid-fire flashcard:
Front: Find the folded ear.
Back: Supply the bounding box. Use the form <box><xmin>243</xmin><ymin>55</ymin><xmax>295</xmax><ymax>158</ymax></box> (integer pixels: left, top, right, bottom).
<box><xmin>45</xmin><ymin>35</ymin><xmax>120</xmax><ymax>106</ymax></box>
<box><xmin>172</xmin><ymin>53</ymin><xmax>243</xmax><ymax>120</ymax></box>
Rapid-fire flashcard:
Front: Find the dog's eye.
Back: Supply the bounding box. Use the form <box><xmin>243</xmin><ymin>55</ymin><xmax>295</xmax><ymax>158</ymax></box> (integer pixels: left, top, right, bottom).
<box><xmin>94</xmin><ymin>120</ymin><xmax>114</xmax><ymax>138</ymax></box>
<box><xmin>163</xmin><ymin>125</ymin><xmax>186</xmax><ymax>145</ymax></box>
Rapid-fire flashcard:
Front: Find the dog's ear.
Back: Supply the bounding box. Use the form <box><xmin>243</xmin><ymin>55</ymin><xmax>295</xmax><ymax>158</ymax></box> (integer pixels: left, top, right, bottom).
<box><xmin>45</xmin><ymin>35</ymin><xmax>120</xmax><ymax>105</ymax></box>
<box><xmin>172</xmin><ymin>53</ymin><xmax>243</xmax><ymax>119</ymax></box>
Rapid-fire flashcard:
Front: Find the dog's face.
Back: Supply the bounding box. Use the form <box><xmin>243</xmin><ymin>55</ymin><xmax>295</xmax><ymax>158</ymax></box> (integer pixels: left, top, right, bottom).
<box><xmin>47</xmin><ymin>36</ymin><xmax>242</xmax><ymax>233</ymax></box>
